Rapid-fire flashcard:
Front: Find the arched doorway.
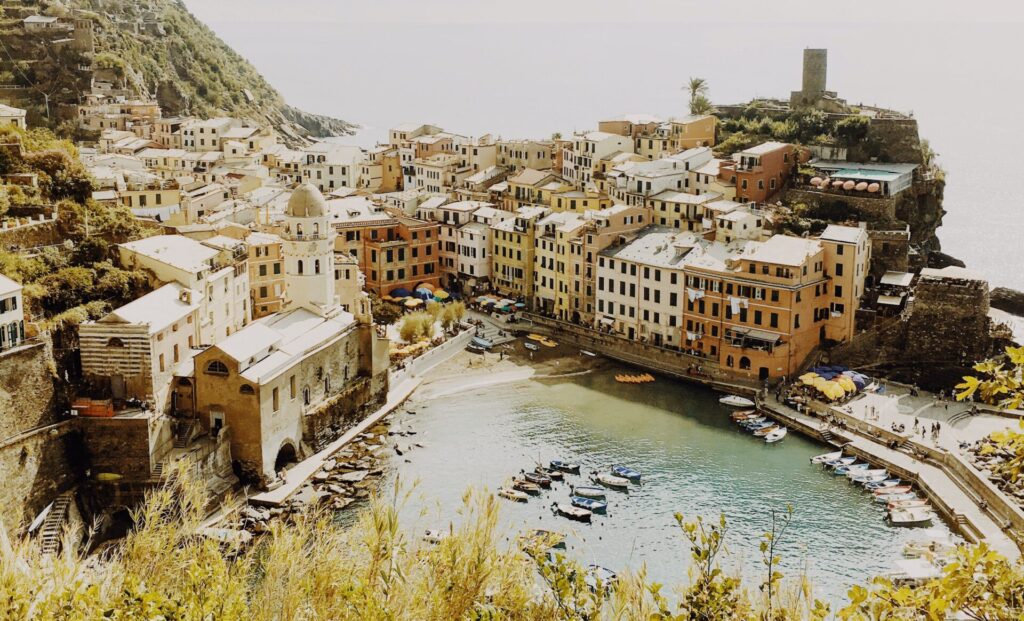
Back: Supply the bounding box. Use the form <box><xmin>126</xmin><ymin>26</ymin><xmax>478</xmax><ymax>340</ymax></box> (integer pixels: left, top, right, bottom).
<box><xmin>274</xmin><ymin>441</ymin><xmax>298</xmax><ymax>472</ymax></box>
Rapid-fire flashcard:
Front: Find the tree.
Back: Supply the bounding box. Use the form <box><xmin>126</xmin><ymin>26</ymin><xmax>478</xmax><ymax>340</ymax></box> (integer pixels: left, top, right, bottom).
<box><xmin>369</xmin><ymin>294</ymin><xmax>402</xmax><ymax>326</ymax></box>
<box><xmin>835</xmin><ymin>115</ymin><xmax>870</xmax><ymax>147</ymax></box>
<box><xmin>398</xmin><ymin>314</ymin><xmax>423</xmax><ymax>342</ymax></box>
<box><xmin>686</xmin><ymin>77</ymin><xmax>709</xmax><ymax>102</ymax></box>
<box><xmin>956</xmin><ymin>345</ymin><xmax>1024</xmax><ymax>410</ymax></box>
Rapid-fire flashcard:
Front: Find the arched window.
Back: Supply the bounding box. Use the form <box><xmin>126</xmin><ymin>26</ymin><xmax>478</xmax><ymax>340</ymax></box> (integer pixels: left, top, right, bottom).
<box><xmin>739</xmin><ymin>356</ymin><xmax>751</xmax><ymax>370</ymax></box>
<box><xmin>726</xmin><ymin>355</ymin><xmax>734</xmax><ymax>368</ymax></box>
<box><xmin>239</xmin><ymin>384</ymin><xmax>255</xmax><ymax>395</ymax></box>
<box><xmin>314</xmin><ymin>259</ymin><xmax>321</xmax><ymax>274</ymax></box>
<box><xmin>205</xmin><ymin>360</ymin><xmax>229</xmax><ymax>376</ymax></box>
<box><xmin>297</xmin><ymin>260</ymin><xmax>304</xmax><ymax>274</ymax></box>
<box><xmin>296</xmin><ymin>223</ymin><xmax>304</xmax><ymax>237</ymax></box>
<box><xmin>106</xmin><ymin>337</ymin><xmax>125</xmax><ymax>347</ymax></box>
<box><xmin>313</xmin><ymin>222</ymin><xmax>320</xmax><ymax>236</ymax></box>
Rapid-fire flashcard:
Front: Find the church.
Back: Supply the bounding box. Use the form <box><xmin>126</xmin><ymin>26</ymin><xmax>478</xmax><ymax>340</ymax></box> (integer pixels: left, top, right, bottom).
<box><xmin>191</xmin><ymin>184</ymin><xmax>390</xmax><ymax>487</ymax></box>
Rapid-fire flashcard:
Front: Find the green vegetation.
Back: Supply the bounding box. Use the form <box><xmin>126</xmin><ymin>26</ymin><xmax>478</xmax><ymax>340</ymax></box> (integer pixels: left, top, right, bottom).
<box><xmin>717</xmin><ymin>107</ymin><xmax>845</xmax><ymax>155</ymax></box>
<box><xmin>2</xmin><ymin>471</ymin><xmax>1020</xmax><ymax>619</ymax></box>
<box><xmin>398</xmin><ymin>311</ymin><xmax>435</xmax><ymax>342</ymax></box>
<box><xmin>368</xmin><ymin>293</ymin><xmax>403</xmax><ymax>326</ymax></box>
<box><xmin>685</xmin><ymin>76</ymin><xmax>714</xmax><ymax>116</ymax></box>
<box><xmin>440</xmin><ymin>301</ymin><xmax>466</xmax><ymax>332</ymax></box>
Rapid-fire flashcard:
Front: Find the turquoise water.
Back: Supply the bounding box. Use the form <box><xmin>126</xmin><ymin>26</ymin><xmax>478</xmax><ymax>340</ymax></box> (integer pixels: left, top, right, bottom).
<box><xmin>386</xmin><ymin>364</ymin><xmax>951</xmax><ymax>607</ymax></box>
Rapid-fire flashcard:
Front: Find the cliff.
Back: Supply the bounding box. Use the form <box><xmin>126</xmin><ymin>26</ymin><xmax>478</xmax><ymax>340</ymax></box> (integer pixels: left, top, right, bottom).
<box><xmin>0</xmin><ymin>0</ymin><xmax>354</xmax><ymax>145</ymax></box>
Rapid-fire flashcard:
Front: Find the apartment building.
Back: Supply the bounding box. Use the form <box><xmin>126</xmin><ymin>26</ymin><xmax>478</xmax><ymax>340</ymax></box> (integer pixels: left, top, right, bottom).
<box><xmin>719</xmin><ymin>141</ymin><xmax>795</xmax><ymax>203</ymax></box>
<box><xmin>491</xmin><ymin>205</ymin><xmax>549</xmax><ymax>298</ymax></box>
<box><xmin>301</xmin><ymin>142</ymin><xmax>363</xmax><ymax>193</ymax></box>
<box><xmin>669</xmin><ymin>114</ymin><xmax>716</xmax><ymax>150</ymax></box>
<box><xmin>456</xmin><ymin>206</ymin><xmax>513</xmax><ymax>292</ymax></box>
<box><xmin>0</xmin><ymin>275</ymin><xmax>25</xmax><ymax>353</ymax></box>
<box><xmin>648</xmin><ymin>190</ymin><xmax>719</xmax><ymax>233</ymax></box>
<box><xmin>246</xmin><ymin>232</ymin><xmax>286</xmax><ymax>318</ymax></box>
<box><xmin>496</xmin><ymin>139</ymin><xmax>553</xmax><ymax>171</ymax></box>
<box><xmin>818</xmin><ymin>224</ymin><xmax>871</xmax><ymax>343</ymax></box>
<box><xmin>533</xmin><ymin>212</ymin><xmax>586</xmax><ymax>316</ymax></box>
<box><xmin>561</xmin><ymin>131</ymin><xmax>634</xmax><ymax>190</ymax></box>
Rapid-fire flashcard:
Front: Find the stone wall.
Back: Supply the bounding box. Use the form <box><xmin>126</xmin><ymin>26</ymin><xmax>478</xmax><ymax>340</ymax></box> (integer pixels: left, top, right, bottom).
<box><xmin>847</xmin><ymin>118</ymin><xmax>922</xmax><ymax>164</ymax></box>
<box><xmin>0</xmin><ymin>220</ymin><xmax>61</xmax><ymax>250</ymax></box>
<box><xmin>302</xmin><ymin>374</ymin><xmax>388</xmax><ymax>453</ymax></box>
<box><xmin>0</xmin><ymin>423</ymin><xmax>82</xmax><ymax>538</ymax></box>
<box><xmin>867</xmin><ymin>228</ymin><xmax>911</xmax><ymax>279</ymax></box>
<box><xmin>77</xmin><ymin>416</ymin><xmax>155</xmax><ymax>479</ymax></box>
<box><xmin>785</xmin><ymin>188</ymin><xmax>897</xmax><ymax>221</ymax></box>
<box><xmin>0</xmin><ymin>338</ymin><xmax>61</xmax><ymax>441</ymax></box>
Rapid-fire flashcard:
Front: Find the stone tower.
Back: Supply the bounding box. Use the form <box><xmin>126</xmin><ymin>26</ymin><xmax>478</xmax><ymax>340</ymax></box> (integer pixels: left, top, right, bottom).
<box><xmin>282</xmin><ymin>184</ymin><xmax>339</xmax><ymax>317</ymax></box>
<box><xmin>802</xmin><ymin>49</ymin><xmax>827</xmax><ymax>97</ymax></box>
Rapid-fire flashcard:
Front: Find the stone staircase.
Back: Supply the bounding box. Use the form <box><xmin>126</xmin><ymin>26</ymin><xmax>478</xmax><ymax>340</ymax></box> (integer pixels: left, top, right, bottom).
<box><xmin>38</xmin><ymin>492</ymin><xmax>73</xmax><ymax>556</ymax></box>
<box><xmin>152</xmin><ymin>460</ymin><xmax>167</xmax><ymax>480</ymax></box>
<box><xmin>473</xmin><ymin>324</ymin><xmax>516</xmax><ymax>346</ymax></box>
<box><xmin>174</xmin><ymin>419</ymin><xmax>197</xmax><ymax>448</ymax></box>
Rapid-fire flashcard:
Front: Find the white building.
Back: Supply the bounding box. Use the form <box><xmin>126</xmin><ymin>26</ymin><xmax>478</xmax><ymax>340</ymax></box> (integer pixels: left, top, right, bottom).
<box><xmin>0</xmin><ymin>275</ymin><xmax>25</xmax><ymax>353</ymax></box>
<box><xmin>118</xmin><ymin>235</ymin><xmax>250</xmax><ymax>345</ymax></box>
<box><xmin>0</xmin><ymin>104</ymin><xmax>27</xmax><ymax>129</ymax></box>
<box><xmin>280</xmin><ymin>183</ymin><xmax>340</xmax><ymax>316</ymax></box>
<box><xmin>607</xmin><ymin>147</ymin><xmax>713</xmax><ymax>206</ymax></box>
<box><xmin>456</xmin><ymin>206</ymin><xmax>511</xmax><ymax>289</ymax></box>
<box><xmin>300</xmin><ymin>142</ymin><xmax>364</xmax><ymax>193</ymax></box>
<box><xmin>562</xmin><ymin>131</ymin><xmax>634</xmax><ymax>190</ymax></box>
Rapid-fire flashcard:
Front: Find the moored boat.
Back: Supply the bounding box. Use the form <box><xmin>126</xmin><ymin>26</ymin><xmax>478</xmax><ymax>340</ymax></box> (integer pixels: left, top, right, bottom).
<box><xmin>518</xmin><ymin>529</ymin><xmax>566</xmax><ymax>550</ymax></box>
<box><xmin>811</xmin><ymin>450</ymin><xmax>843</xmax><ymax>464</ymax></box>
<box><xmin>591</xmin><ymin>472</ymin><xmax>630</xmax><ymax>490</ymax></box>
<box><xmin>553</xmin><ymin>503</ymin><xmax>592</xmax><ymax>522</ymax></box>
<box><xmin>570</xmin><ymin>485</ymin><xmax>606</xmax><ymax>500</ymax></box>
<box><xmin>874</xmin><ymin>491</ymin><xmax>917</xmax><ymax>504</ymax></box>
<box><xmin>765</xmin><ymin>428</ymin><xmax>788</xmax><ymax>443</ymax></box>
<box><xmin>730</xmin><ymin>409</ymin><xmax>757</xmax><ymax>419</ymax></box>
<box><xmin>498</xmin><ymin>488</ymin><xmax>528</xmax><ymax>502</ymax></box>
<box><xmin>889</xmin><ymin>506</ymin><xmax>933</xmax><ymax>526</ymax></box>
<box><xmin>611</xmin><ymin>465</ymin><xmax>641</xmax><ymax>482</ymax></box>
<box><xmin>848</xmin><ymin>468</ymin><xmax>887</xmax><ymax>480</ymax></box>
<box><xmin>719</xmin><ymin>395</ymin><xmax>755</xmax><ymax>408</ymax></box>
<box><xmin>872</xmin><ymin>485</ymin><xmax>912</xmax><ymax>496</ymax></box>
<box><xmin>570</xmin><ymin>496</ymin><xmax>608</xmax><ymax>514</ymax></box>
<box><xmin>535</xmin><ymin>466</ymin><xmax>563</xmax><ymax>481</ymax></box>
<box><xmin>512</xmin><ymin>479</ymin><xmax>541</xmax><ymax>495</ymax></box>
<box><xmin>888</xmin><ymin>498</ymin><xmax>931</xmax><ymax>511</ymax></box>
<box><xmin>524</xmin><ymin>341</ymin><xmax>540</xmax><ymax>351</ymax></box>
<box><xmin>865</xmin><ymin>478</ymin><xmax>902</xmax><ymax>490</ymax></box>
<box><xmin>523</xmin><ymin>471</ymin><xmax>552</xmax><ymax>488</ymax></box>
<box><xmin>825</xmin><ymin>456</ymin><xmax>857</xmax><ymax>468</ymax></box>
<box><xmin>472</xmin><ymin>336</ymin><xmax>494</xmax><ymax>349</ymax></box>
<box><xmin>753</xmin><ymin>425</ymin><xmax>780</xmax><ymax>437</ymax></box>
<box><xmin>549</xmin><ymin>459</ymin><xmax>581</xmax><ymax>474</ymax></box>
<box><xmin>834</xmin><ymin>463</ymin><xmax>870</xmax><ymax>475</ymax></box>
<box><xmin>855</xmin><ymin>473</ymin><xmax>891</xmax><ymax>486</ymax></box>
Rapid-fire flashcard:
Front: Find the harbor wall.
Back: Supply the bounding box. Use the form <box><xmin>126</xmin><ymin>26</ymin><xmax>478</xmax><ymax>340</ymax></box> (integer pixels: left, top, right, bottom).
<box><xmin>390</xmin><ymin>327</ymin><xmax>474</xmax><ymax>386</ymax></box>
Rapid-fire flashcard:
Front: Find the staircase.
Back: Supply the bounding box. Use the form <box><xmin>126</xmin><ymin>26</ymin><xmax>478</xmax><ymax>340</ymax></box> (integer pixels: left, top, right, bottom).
<box><xmin>38</xmin><ymin>492</ymin><xmax>73</xmax><ymax>556</ymax></box>
<box><xmin>473</xmin><ymin>324</ymin><xmax>516</xmax><ymax>346</ymax></box>
<box><xmin>174</xmin><ymin>419</ymin><xmax>197</xmax><ymax>448</ymax></box>
<box><xmin>820</xmin><ymin>429</ymin><xmax>835</xmax><ymax>444</ymax></box>
<box><xmin>152</xmin><ymin>461</ymin><xmax>166</xmax><ymax>480</ymax></box>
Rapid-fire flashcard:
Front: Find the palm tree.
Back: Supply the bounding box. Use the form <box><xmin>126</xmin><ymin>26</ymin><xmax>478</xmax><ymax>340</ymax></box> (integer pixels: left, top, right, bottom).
<box><xmin>686</xmin><ymin>77</ymin><xmax>709</xmax><ymax>102</ymax></box>
<box><xmin>689</xmin><ymin>94</ymin><xmax>714</xmax><ymax>116</ymax></box>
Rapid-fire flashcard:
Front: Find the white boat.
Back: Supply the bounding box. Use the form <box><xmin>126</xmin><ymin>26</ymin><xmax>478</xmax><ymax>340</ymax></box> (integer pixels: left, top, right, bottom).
<box><xmin>753</xmin><ymin>425</ymin><xmax>780</xmax><ymax>437</ymax></box>
<box><xmin>719</xmin><ymin>395</ymin><xmax>755</xmax><ymax>408</ymax></box>
<box><xmin>764</xmin><ymin>428</ymin><xmax>788</xmax><ymax>443</ymax></box>
<box><xmin>902</xmin><ymin>529</ymin><xmax>957</xmax><ymax>558</ymax></box>
<box><xmin>889</xmin><ymin>507</ymin><xmax>934</xmax><ymax>526</ymax></box>
<box><xmin>855</xmin><ymin>473</ymin><xmax>891</xmax><ymax>486</ymax></box>
<box><xmin>498</xmin><ymin>488</ymin><xmax>528</xmax><ymax>502</ymax></box>
<box><xmin>848</xmin><ymin>468</ymin><xmax>887</xmax><ymax>481</ymax></box>
<box><xmin>888</xmin><ymin>498</ymin><xmax>931</xmax><ymax>511</ymax></box>
<box><xmin>591</xmin><ymin>472</ymin><xmax>630</xmax><ymax>490</ymax></box>
<box><xmin>810</xmin><ymin>450</ymin><xmax>842</xmax><ymax>464</ymax></box>
<box><xmin>581</xmin><ymin>350</ymin><xmax>597</xmax><ymax>357</ymax></box>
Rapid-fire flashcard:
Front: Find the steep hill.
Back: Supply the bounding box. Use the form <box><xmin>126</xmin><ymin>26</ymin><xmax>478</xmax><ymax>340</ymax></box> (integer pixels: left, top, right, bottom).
<box><xmin>1</xmin><ymin>0</ymin><xmax>353</xmax><ymax>144</ymax></box>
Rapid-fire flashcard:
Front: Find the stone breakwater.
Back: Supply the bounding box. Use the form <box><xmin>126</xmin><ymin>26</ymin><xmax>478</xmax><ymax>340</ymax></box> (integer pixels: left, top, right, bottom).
<box><xmin>229</xmin><ymin>413</ymin><xmax>427</xmax><ymax>533</ymax></box>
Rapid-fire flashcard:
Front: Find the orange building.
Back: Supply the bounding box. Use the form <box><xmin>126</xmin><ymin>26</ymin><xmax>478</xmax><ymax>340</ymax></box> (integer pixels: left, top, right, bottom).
<box><xmin>719</xmin><ymin>141</ymin><xmax>794</xmax><ymax>203</ymax></box>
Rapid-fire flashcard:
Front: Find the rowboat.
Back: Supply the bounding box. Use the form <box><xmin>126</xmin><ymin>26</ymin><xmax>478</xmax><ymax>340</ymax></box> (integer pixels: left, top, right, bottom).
<box><xmin>512</xmin><ymin>479</ymin><xmax>541</xmax><ymax>495</ymax></box>
<box><xmin>765</xmin><ymin>428</ymin><xmax>788</xmax><ymax>443</ymax></box>
<box><xmin>740</xmin><ymin>419</ymin><xmax>769</xmax><ymax>429</ymax></box>
<box><xmin>719</xmin><ymin>395</ymin><xmax>755</xmax><ymax>408</ymax></box>
<box><xmin>834</xmin><ymin>463</ymin><xmax>870</xmax><ymax>475</ymax></box>
<box><xmin>472</xmin><ymin>336</ymin><xmax>494</xmax><ymax>349</ymax></box>
<box><xmin>585</xmin><ymin>565</ymin><xmax>618</xmax><ymax>592</ymax></box>
<box><xmin>610</xmin><ymin>465</ymin><xmax>641</xmax><ymax>482</ymax></box>
<box><xmin>753</xmin><ymin>425</ymin><xmax>780</xmax><ymax>437</ymax></box>
<box><xmin>854</xmin><ymin>473</ymin><xmax>891</xmax><ymax>486</ymax></box>
<box><xmin>730</xmin><ymin>409</ymin><xmax>758</xmax><ymax>420</ymax></box>
<box><xmin>865</xmin><ymin>479</ymin><xmax>902</xmax><ymax>490</ymax></box>
<box><xmin>466</xmin><ymin>343</ymin><xmax>486</xmax><ymax>354</ymax></box>
<box><xmin>591</xmin><ymin>472</ymin><xmax>630</xmax><ymax>490</ymax></box>
<box><xmin>498</xmin><ymin>488</ymin><xmax>528</xmax><ymax>502</ymax></box>
<box><xmin>518</xmin><ymin>529</ymin><xmax>566</xmax><ymax>550</ymax></box>
<box><xmin>523</xmin><ymin>472</ymin><xmax>552</xmax><ymax>488</ymax></box>
<box><xmin>570</xmin><ymin>496</ymin><xmax>608</xmax><ymax>514</ymax></box>
<box><xmin>889</xmin><ymin>507</ymin><xmax>933</xmax><ymax>526</ymax></box>
<box><xmin>540</xmin><ymin>338</ymin><xmax>558</xmax><ymax>348</ymax></box>
<box><xmin>527</xmin><ymin>334</ymin><xmax>545</xmax><ymax>341</ymax></box>
<box><xmin>888</xmin><ymin>498</ymin><xmax>930</xmax><ymax>511</ymax></box>
<box><xmin>570</xmin><ymin>485</ymin><xmax>606</xmax><ymax>500</ymax></box>
<box><xmin>825</xmin><ymin>456</ymin><xmax>856</xmax><ymax>468</ymax></box>
<box><xmin>550</xmin><ymin>460</ymin><xmax>581</xmax><ymax>474</ymax></box>
<box><xmin>553</xmin><ymin>503</ymin><xmax>592</xmax><ymax>522</ymax></box>
<box><xmin>875</xmin><ymin>491</ymin><xmax>917</xmax><ymax>504</ymax></box>
<box><xmin>524</xmin><ymin>341</ymin><xmax>540</xmax><ymax>351</ymax></box>
<box><xmin>873</xmin><ymin>485</ymin><xmax>912</xmax><ymax>496</ymax></box>
<box><xmin>536</xmin><ymin>466</ymin><xmax>563</xmax><ymax>481</ymax></box>
<box><xmin>810</xmin><ymin>450</ymin><xmax>843</xmax><ymax>464</ymax></box>
<box><xmin>848</xmin><ymin>468</ymin><xmax>887</xmax><ymax>481</ymax></box>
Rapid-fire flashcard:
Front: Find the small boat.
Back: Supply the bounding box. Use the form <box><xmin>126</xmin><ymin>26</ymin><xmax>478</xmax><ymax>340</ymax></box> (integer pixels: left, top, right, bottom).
<box><xmin>472</xmin><ymin>336</ymin><xmax>494</xmax><ymax>349</ymax></box>
<box><xmin>518</xmin><ymin>529</ymin><xmax>566</xmax><ymax>550</ymax></box>
<box><xmin>902</xmin><ymin>529</ymin><xmax>955</xmax><ymax>558</ymax></box>
<box><xmin>810</xmin><ymin>450</ymin><xmax>843</xmax><ymax>464</ymax></box>
<box><xmin>553</xmin><ymin>503</ymin><xmax>592</xmax><ymax>522</ymax></box>
<box><xmin>765</xmin><ymin>428</ymin><xmax>788</xmax><ymax>443</ymax></box>
<box><xmin>570</xmin><ymin>485</ymin><xmax>606</xmax><ymax>500</ymax></box>
<box><xmin>825</xmin><ymin>456</ymin><xmax>857</xmax><ymax>468</ymax></box>
<box><xmin>738</xmin><ymin>416</ymin><xmax>767</xmax><ymax>426</ymax></box>
<box><xmin>466</xmin><ymin>343</ymin><xmax>486</xmax><ymax>354</ymax></box>
<box><xmin>865</xmin><ymin>479</ymin><xmax>902</xmax><ymax>490</ymax></box>
<box><xmin>874</xmin><ymin>491</ymin><xmax>917</xmax><ymax>504</ymax></box>
<box><xmin>524</xmin><ymin>341</ymin><xmax>540</xmax><ymax>351</ymax></box>
<box><xmin>581</xmin><ymin>350</ymin><xmax>597</xmax><ymax>357</ymax></box>
<box><xmin>523</xmin><ymin>472</ymin><xmax>552</xmax><ymax>488</ymax></box>
<box><xmin>740</xmin><ymin>419</ymin><xmax>769</xmax><ymax>429</ymax></box>
<box><xmin>498</xmin><ymin>488</ymin><xmax>528</xmax><ymax>502</ymax></box>
<box><xmin>848</xmin><ymin>468</ymin><xmax>887</xmax><ymax>480</ymax></box>
<box><xmin>422</xmin><ymin>529</ymin><xmax>447</xmax><ymax>544</ymax></box>
<box><xmin>540</xmin><ymin>338</ymin><xmax>558</xmax><ymax>348</ymax></box>
<box><xmin>550</xmin><ymin>460</ymin><xmax>581</xmax><ymax>474</ymax></box>
<box><xmin>570</xmin><ymin>496</ymin><xmax>608</xmax><ymax>514</ymax></box>
<box><xmin>834</xmin><ymin>463</ymin><xmax>870</xmax><ymax>475</ymax></box>
<box><xmin>753</xmin><ymin>425</ymin><xmax>780</xmax><ymax>437</ymax></box>
<box><xmin>730</xmin><ymin>409</ymin><xmax>758</xmax><ymax>420</ymax></box>
<box><xmin>512</xmin><ymin>479</ymin><xmax>541</xmax><ymax>495</ymax></box>
<box><xmin>591</xmin><ymin>472</ymin><xmax>630</xmax><ymax>490</ymax></box>
<box><xmin>855</xmin><ymin>473</ymin><xmax>891</xmax><ymax>485</ymax></box>
<box><xmin>719</xmin><ymin>395</ymin><xmax>755</xmax><ymax>408</ymax></box>
<box><xmin>745</xmin><ymin>422</ymin><xmax>773</xmax><ymax>433</ymax></box>
<box><xmin>889</xmin><ymin>507</ymin><xmax>933</xmax><ymax>526</ymax></box>
<box><xmin>535</xmin><ymin>466</ymin><xmax>563</xmax><ymax>481</ymax></box>
<box><xmin>614</xmin><ymin>373</ymin><xmax>655</xmax><ymax>384</ymax></box>
<box><xmin>527</xmin><ymin>334</ymin><xmax>546</xmax><ymax>341</ymax></box>
<box><xmin>873</xmin><ymin>485</ymin><xmax>912</xmax><ymax>496</ymax></box>
<box><xmin>585</xmin><ymin>565</ymin><xmax>618</xmax><ymax>592</ymax></box>
<box><xmin>610</xmin><ymin>465</ymin><xmax>641</xmax><ymax>482</ymax></box>
<box><xmin>888</xmin><ymin>498</ymin><xmax>931</xmax><ymax>511</ymax></box>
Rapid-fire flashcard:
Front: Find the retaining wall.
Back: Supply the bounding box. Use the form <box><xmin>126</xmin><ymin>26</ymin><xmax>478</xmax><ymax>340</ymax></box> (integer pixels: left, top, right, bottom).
<box><xmin>390</xmin><ymin>327</ymin><xmax>475</xmax><ymax>386</ymax></box>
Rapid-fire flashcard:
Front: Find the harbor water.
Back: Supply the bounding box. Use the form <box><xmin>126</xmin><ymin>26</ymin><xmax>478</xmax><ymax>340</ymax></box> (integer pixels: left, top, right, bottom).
<box><xmin>386</xmin><ymin>363</ymin><xmax>952</xmax><ymax>607</ymax></box>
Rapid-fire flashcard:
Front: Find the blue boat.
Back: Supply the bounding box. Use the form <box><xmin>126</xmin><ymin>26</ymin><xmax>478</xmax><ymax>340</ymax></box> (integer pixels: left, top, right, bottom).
<box><xmin>471</xmin><ymin>336</ymin><xmax>494</xmax><ymax>349</ymax></box>
<box><xmin>570</xmin><ymin>496</ymin><xmax>608</xmax><ymax>513</ymax></box>
<box><xmin>825</xmin><ymin>456</ymin><xmax>856</xmax><ymax>468</ymax></box>
<box><xmin>611</xmin><ymin>465</ymin><xmax>641</xmax><ymax>482</ymax></box>
<box><xmin>550</xmin><ymin>460</ymin><xmax>580</xmax><ymax>474</ymax></box>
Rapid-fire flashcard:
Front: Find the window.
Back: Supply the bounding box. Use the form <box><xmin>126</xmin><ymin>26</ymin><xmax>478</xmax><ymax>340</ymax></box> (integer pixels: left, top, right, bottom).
<box><xmin>272</xmin><ymin>387</ymin><xmax>280</xmax><ymax>411</ymax></box>
<box><xmin>240</xmin><ymin>384</ymin><xmax>255</xmax><ymax>395</ymax></box>
<box><xmin>106</xmin><ymin>337</ymin><xmax>125</xmax><ymax>347</ymax></box>
<box><xmin>835</xmin><ymin>263</ymin><xmax>844</xmax><ymax>276</ymax></box>
<box><xmin>770</xmin><ymin>312</ymin><xmax>779</xmax><ymax>328</ymax></box>
<box><xmin>205</xmin><ymin>360</ymin><xmax>229</xmax><ymax>375</ymax></box>
<box><xmin>298</xmin><ymin>260</ymin><xmax>304</xmax><ymax>274</ymax></box>
<box><xmin>290</xmin><ymin>375</ymin><xmax>296</xmax><ymax>399</ymax></box>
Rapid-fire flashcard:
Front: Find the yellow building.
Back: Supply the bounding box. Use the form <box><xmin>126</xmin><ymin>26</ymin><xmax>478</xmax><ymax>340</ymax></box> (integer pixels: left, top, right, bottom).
<box><xmin>550</xmin><ymin>189</ymin><xmax>612</xmax><ymax>213</ymax></box>
<box><xmin>490</xmin><ymin>206</ymin><xmax>548</xmax><ymax>298</ymax></box>
<box><xmin>670</xmin><ymin>114</ymin><xmax>716</xmax><ymax>150</ymax></box>
<box><xmin>533</xmin><ymin>212</ymin><xmax>585</xmax><ymax>316</ymax></box>
<box><xmin>818</xmin><ymin>224</ymin><xmax>871</xmax><ymax>343</ymax></box>
<box><xmin>504</xmin><ymin>168</ymin><xmax>564</xmax><ymax>210</ymax></box>
<box><xmin>246</xmin><ymin>232</ymin><xmax>285</xmax><ymax>319</ymax></box>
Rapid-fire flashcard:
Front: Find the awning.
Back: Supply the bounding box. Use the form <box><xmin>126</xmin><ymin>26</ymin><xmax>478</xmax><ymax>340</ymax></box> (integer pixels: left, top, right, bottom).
<box><xmin>878</xmin><ymin>295</ymin><xmax>904</xmax><ymax>306</ymax></box>
<box><xmin>880</xmin><ymin>271</ymin><xmax>914</xmax><ymax>287</ymax></box>
<box><xmin>744</xmin><ymin>328</ymin><xmax>781</xmax><ymax>344</ymax></box>
<box><xmin>599</xmin><ymin>316</ymin><xmax>614</xmax><ymax>325</ymax></box>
